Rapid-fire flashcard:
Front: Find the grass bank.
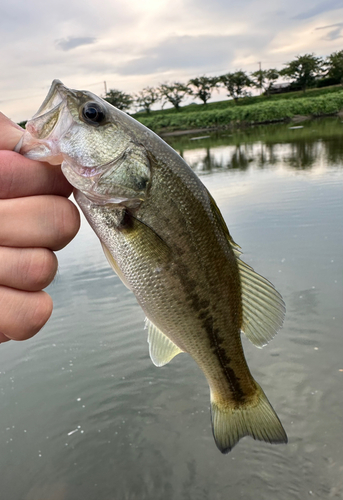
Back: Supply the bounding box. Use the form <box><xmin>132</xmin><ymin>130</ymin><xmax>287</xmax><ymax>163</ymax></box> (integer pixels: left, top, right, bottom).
<box><xmin>134</xmin><ymin>87</ymin><xmax>343</xmax><ymax>134</ymax></box>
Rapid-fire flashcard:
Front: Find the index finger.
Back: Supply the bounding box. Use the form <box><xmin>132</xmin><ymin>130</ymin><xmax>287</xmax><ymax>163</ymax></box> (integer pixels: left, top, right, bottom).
<box><xmin>0</xmin><ymin>151</ymin><xmax>73</xmax><ymax>198</ymax></box>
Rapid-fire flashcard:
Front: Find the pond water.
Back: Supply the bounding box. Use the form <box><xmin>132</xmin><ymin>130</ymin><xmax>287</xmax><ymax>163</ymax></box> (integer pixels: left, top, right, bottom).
<box><xmin>1</xmin><ymin>117</ymin><xmax>342</xmax><ymax>500</ymax></box>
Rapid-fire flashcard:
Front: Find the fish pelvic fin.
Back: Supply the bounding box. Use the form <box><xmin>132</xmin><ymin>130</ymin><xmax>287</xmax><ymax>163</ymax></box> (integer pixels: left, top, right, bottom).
<box><xmin>145</xmin><ymin>318</ymin><xmax>184</xmax><ymax>367</ymax></box>
<box><xmin>101</xmin><ymin>242</ymin><xmax>132</xmax><ymax>290</ymax></box>
<box><xmin>210</xmin><ymin>383</ymin><xmax>287</xmax><ymax>454</ymax></box>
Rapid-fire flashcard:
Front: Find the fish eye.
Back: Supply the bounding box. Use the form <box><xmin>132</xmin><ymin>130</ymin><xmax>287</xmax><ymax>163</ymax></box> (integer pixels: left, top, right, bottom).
<box><xmin>81</xmin><ymin>102</ymin><xmax>106</xmax><ymax>125</ymax></box>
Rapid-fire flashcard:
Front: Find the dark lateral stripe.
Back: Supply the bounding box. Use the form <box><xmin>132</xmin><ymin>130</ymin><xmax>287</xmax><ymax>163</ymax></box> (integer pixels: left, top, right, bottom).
<box><xmin>202</xmin><ymin>315</ymin><xmax>245</xmax><ymax>402</ymax></box>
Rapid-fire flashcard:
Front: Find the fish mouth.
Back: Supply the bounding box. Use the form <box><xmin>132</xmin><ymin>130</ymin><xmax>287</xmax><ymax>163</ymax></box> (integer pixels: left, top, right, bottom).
<box><xmin>32</xmin><ymin>79</ymin><xmax>68</xmax><ymax>120</ymax></box>
<box><xmin>15</xmin><ymin>80</ymin><xmax>75</xmax><ymax>164</ymax></box>
<box><xmin>30</xmin><ymin>80</ymin><xmax>78</xmax><ymax>141</ymax></box>
<box><xmin>25</xmin><ymin>79</ymin><xmax>72</xmax><ymax>139</ymax></box>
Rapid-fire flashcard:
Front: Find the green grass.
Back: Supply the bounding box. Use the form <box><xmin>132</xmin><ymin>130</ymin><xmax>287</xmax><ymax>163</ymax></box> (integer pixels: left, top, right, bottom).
<box><xmin>134</xmin><ymin>87</ymin><xmax>343</xmax><ymax>133</ymax></box>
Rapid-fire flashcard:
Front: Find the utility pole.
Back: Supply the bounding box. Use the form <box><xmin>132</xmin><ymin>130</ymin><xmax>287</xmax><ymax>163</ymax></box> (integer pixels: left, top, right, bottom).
<box><xmin>104</xmin><ymin>81</ymin><xmax>107</xmax><ymax>95</ymax></box>
<box><xmin>258</xmin><ymin>62</ymin><xmax>262</xmax><ymax>95</ymax></box>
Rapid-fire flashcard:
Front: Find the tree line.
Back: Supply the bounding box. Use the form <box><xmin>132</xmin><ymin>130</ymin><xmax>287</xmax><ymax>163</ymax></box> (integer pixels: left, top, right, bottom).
<box><xmin>104</xmin><ymin>51</ymin><xmax>343</xmax><ymax>113</ymax></box>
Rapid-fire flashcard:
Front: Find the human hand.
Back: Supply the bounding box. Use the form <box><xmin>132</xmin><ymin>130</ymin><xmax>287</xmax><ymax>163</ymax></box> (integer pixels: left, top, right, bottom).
<box><xmin>0</xmin><ymin>113</ymin><xmax>80</xmax><ymax>343</ymax></box>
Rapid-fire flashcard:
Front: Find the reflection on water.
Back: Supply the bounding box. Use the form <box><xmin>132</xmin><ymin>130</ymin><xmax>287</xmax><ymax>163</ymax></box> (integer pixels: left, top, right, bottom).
<box><xmin>167</xmin><ymin>117</ymin><xmax>343</xmax><ymax>173</ymax></box>
<box><xmin>1</xmin><ymin>117</ymin><xmax>342</xmax><ymax>500</ymax></box>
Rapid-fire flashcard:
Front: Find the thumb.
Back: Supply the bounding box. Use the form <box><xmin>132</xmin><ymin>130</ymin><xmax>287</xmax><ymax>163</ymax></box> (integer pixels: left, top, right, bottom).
<box><xmin>0</xmin><ymin>113</ymin><xmax>24</xmax><ymax>151</ymax></box>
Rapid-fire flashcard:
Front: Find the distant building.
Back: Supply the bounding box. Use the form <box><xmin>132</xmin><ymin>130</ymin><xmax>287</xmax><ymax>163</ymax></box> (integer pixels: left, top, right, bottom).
<box><xmin>269</xmin><ymin>82</ymin><xmax>302</xmax><ymax>94</ymax></box>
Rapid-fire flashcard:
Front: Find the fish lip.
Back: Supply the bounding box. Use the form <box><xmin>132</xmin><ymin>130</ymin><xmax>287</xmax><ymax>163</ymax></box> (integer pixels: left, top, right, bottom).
<box><xmin>29</xmin><ymin>79</ymin><xmax>78</xmax><ymax>130</ymax></box>
<box><xmin>23</xmin><ymin>80</ymin><xmax>68</xmax><ymax>141</ymax></box>
<box><xmin>33</xmin><ymin>79</ymin><xmax>67</xmax><ymax>118</ymax></box>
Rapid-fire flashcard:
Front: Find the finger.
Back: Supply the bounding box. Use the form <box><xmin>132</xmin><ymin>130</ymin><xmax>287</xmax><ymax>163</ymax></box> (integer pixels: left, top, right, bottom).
<box><xmin>0</xmin><ymin>113</ymin><xmax>24</xmax><ymax>150</ymax></box>
<box><xmin>0</xmin><ymin>247</ymin><xmax>58</xmax><ymax>291</ymax></box>
<box><xmin>0</xmin><ymin>333</ymin><xmax>11</xmax><ymax>343</ymax></box>
<box><xmin>0</xmin><ymin>151</ymin><xmax>72</xmax><ymax>199</ymax></box>
<box><xmin>0</xmin><ymin>286</ymin><xmax>53</xmax><ymax>341</ymax></box>
<box><xmin>0</xmin><ymin>195</ymin><xmax>80</xmax><ymax>251</ymax></box>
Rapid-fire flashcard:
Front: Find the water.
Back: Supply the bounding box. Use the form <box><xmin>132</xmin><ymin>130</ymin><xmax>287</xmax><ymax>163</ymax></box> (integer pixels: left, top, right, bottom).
<box><xmin>1</xmin><ymin>117</ymin><xmax>342</xmax><ymax>500</ymax></box>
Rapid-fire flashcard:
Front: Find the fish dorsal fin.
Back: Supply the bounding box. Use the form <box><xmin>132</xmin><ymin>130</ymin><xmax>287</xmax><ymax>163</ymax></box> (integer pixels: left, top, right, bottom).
<box><xmin>101</xmin><ymin>242</ymin><xmax>131</xmax><ymax>290</ymax></box>
<box><xmin>208</xmin><ymin>191</ymin><xmax>285</xmax><ymax>348</ymax></box>
<box><xmin>236</xmin><ymin>251</ymin><xmax>285</xmax><ymax>348</ymax></box>
<box><xmin>145</xmin><ymin>318</ymin><xmax>184</xmax><ymax>367</ymax></box>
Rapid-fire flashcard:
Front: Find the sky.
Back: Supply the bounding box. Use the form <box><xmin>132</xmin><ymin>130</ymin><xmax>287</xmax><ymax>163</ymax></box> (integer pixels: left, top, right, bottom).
<box><xmin>1</xmin><ymin>0</ymin><xmax>342</xmax><ymax>122</ymax></box>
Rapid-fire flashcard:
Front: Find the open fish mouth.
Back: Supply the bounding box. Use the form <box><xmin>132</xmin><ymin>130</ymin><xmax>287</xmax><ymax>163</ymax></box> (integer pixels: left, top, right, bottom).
<box><xmin>32</xmin><ymin>79</ymin><xmax>68</xmax><ymax>120</ymax></box>
<box><xmin>15</xmin><ymin>80</ymin><xmax>77</xmax><ymax>164</ymax></box>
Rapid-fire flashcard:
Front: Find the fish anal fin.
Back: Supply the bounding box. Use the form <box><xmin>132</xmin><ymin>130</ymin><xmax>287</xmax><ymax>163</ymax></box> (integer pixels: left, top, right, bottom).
<box><xmin>101</xmin><ymin>242</ymin><xmax>131</xmax><ymax>290</ymax></box>
<box><xmin>210</xmin><ymin>383</ymin><xmax>287</xmax><ymax>454</ymax></box>
<box><xmin>145</xmin><ymin>318</ymin><xmax>183</xmax><ymax>367</ymax></box>
<box><xmin>237</xmin><ymin>258</ymin><xmax>285</xmax><ymax>348</ymax></box>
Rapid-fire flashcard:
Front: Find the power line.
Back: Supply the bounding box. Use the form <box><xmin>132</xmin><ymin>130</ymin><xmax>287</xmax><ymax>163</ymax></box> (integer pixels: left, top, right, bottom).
<box><xmin>0</xmin><ymin>80</ymin><xmax>106</xmax><ymax>104</ymax></box>
<box><xmin>84</xmin><ymin>81</ymin><xmax>106</xmax><ymax>87</ymax></box>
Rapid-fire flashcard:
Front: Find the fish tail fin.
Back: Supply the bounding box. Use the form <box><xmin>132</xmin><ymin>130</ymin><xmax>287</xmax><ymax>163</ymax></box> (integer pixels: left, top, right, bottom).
<box><xmin>210</xmin><ymin>383</ymin><xmax>287</xmax><ymax>454</ymax></box>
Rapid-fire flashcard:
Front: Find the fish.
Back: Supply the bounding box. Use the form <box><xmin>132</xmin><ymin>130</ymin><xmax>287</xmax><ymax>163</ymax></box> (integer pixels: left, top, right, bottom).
<box><xmin>16</xmin><ymin>80</ymin><xmax>287</xmax><ymax>453</ymax></box>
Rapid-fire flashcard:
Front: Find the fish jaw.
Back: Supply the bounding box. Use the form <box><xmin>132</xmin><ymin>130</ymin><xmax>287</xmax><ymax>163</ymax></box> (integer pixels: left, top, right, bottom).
<box><xmin>15</xmin><ymin>81</ymin><xmax>75</xmax><ymax>165</ymax></box>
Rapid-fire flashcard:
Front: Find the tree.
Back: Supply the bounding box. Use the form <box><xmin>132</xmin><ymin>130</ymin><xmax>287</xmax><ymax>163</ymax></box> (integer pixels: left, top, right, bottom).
<box><xmin>251</xmin><ymin>69</ymin><xmax>279</xmax><ymax>96</ymax></box>
<box><xmin>187</xmin><ymin>76</ymin><xmax>219</xmax><ymax>104</ymax></box>
<box><xmin>325</xmin><ymin>50</ymin><xmax>343</xmax><ymax>85</ymax></box>
<box><xmin>135</xmin><ymin>87</ymin><xmax>159</xmax><ymax>114</ymax></box>
<box><xmin>158</xmin><ymin>82</ymin><xmax>191</xmax><ymax>111</ymax></box>
<box><xmin>104</xmin><ymin>89</ymin><xmax>133</xmax><ymax>111</ymax></box>
<box><xmin>279</xmin><ymin>54</ymin><xmax>324</xmax><ymax>92</ymax></box>
<box><xmin>219</xmin><ymin>71</ymin><xmax>252</xmax><ymax>102</ymax></box>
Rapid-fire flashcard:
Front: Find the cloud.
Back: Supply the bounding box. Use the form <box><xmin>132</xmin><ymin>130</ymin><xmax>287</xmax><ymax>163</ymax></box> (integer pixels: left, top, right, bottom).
<box><xmin>316</xmin><ymin>23</ymin><xmax>343</xmax><ymax>40</ymax></box>
<box><xmin>2</xmin><ymin>0</ymin><xmax>343</xmax><ymax>122</ymax></box>
<box><xmin>55</xmin><ymin>36</ymin><xmax>97</xmax><ymax>51</ymax></box>
<box><xmin>116</xmin><ymin>33</ymin><xmax>271</xmax><ymax>77</ymax></box>
<box><xmin>293</xmin><ymin>0</ymin><xmax>342</xmax><ymax>20</ymax></box>
<box><xmin>186</xmin><ymin>0</ymin><xmax>255</xmax><ymax>21</ymax></box>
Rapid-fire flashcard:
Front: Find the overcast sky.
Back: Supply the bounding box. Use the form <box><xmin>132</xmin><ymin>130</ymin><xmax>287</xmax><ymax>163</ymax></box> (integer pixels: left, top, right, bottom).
<box><xmin>1</xmin><ymin>0</ymin><xmax>342</xmax><ymax>122</ymax></box>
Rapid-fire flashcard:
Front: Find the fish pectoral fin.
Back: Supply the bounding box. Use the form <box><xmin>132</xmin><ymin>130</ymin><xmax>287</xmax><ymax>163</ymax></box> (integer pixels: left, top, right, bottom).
<box><xmin>236</xmin><ymin>253</ymin><xmax>286</xmax><ymax>348</ymax></box>
<box><xmin>145</xmin><ymin>318</ymin><xmax>184</xmax><ymax>367</ymax></box>
<box><xmin>210</xmin><ymin>383</ymin><xmax>287</xmax><ymax>454</ymax></box>
<box><xmin>101</xmin><ymin>242</ymin><xmax>131</xmax><ymax>290</ymax></box>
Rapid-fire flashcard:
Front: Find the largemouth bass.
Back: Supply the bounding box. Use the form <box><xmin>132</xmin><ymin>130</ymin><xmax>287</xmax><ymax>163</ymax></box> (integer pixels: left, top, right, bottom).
<box><xmin>16</xmin><ymin>80</ymin><xmax>287</xmax><ymax>453</ymax></box>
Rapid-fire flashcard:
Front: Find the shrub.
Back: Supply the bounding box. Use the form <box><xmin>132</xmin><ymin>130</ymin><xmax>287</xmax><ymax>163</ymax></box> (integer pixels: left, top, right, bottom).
<box><xmin>136</xmin><ymin>91</ymin><xmax>343</xmax><ymax>132</ymax></box>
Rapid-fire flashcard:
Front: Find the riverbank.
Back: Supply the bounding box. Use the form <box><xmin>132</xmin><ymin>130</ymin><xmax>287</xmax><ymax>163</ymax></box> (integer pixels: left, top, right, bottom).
<box><xmin>134</xmin><ymin>86</ymin><xmax>343</xmax><ymax>135</ymax></box>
